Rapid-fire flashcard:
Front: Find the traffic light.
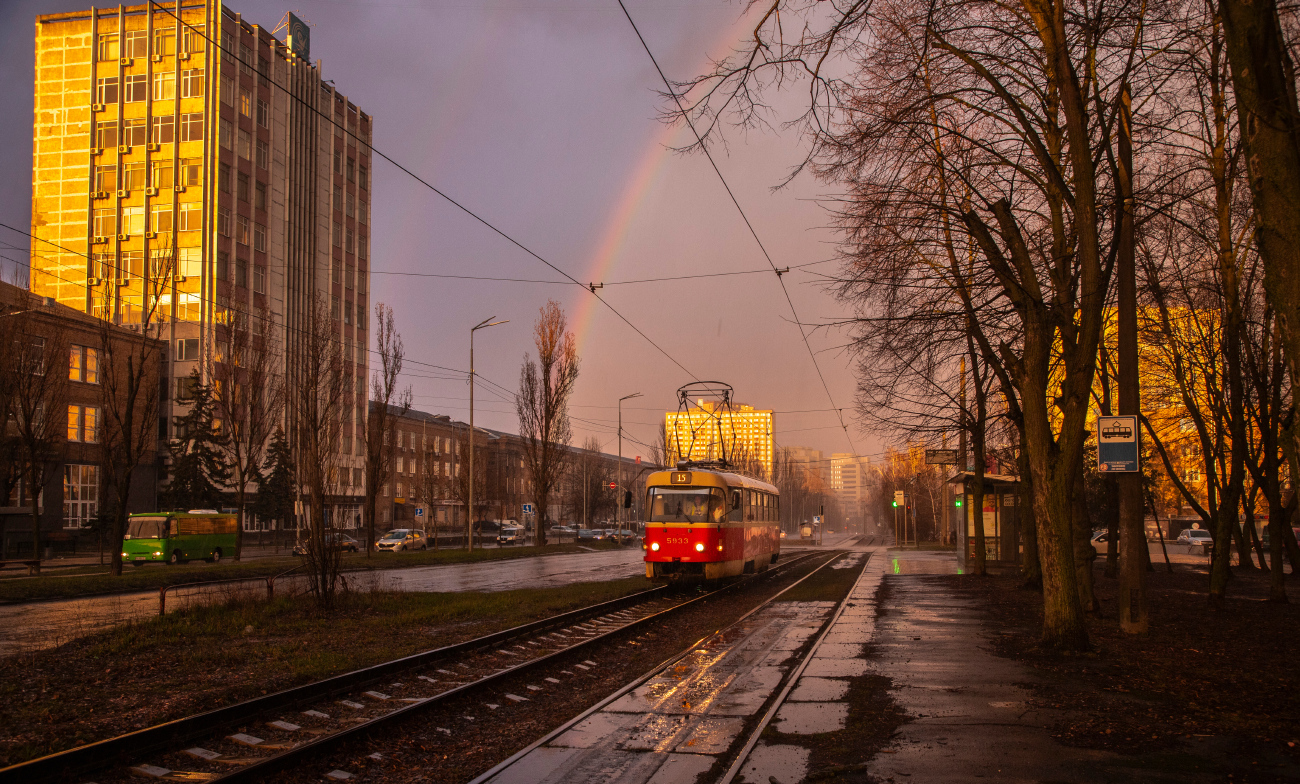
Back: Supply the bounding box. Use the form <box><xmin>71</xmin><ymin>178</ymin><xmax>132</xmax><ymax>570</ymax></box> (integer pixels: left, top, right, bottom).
<box><xmin>623</xmin><ymin>490</ymin><xmax>633</xmax><ymax>508</ymax></box>
<box><xmin>954</xmin><ymin>496</ymin><xmax>964</xmax><ymax>507</ymax></box>
<box><xmin>892</xmin><ymin>500</ymin><xmax>899</xmax><ymax>508</ymax></box>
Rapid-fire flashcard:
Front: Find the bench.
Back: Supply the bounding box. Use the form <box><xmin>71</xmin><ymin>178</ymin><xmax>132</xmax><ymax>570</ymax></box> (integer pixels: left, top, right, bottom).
<box><xmin>0</xmin><ymin>559</ymin><xmax>42</xmax><ymax>575</ymax></box>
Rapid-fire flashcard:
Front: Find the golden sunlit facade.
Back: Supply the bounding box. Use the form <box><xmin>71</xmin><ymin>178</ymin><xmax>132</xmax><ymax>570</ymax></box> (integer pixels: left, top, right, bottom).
<box><xmin>666</xmin><ymin>402</ymin><xmax>775</xmax><ymax>477</ymax></box>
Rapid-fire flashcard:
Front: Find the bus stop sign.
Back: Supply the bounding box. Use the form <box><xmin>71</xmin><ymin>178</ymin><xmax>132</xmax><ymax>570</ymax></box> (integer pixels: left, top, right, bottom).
<box><xmin>1097</xmin><ymin>415</ymin><xmax>1139</xmax><ymax>472</ymax></box>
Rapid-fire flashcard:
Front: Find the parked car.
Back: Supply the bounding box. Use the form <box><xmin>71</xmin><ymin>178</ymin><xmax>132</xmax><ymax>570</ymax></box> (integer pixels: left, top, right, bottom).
<box><xmin>376</xmin><ymin>529</ymin><xmax>428</xmax><ymax>552</ymax></box>
<box><xmin>551</xmin><ymin>525</ymin><xmax>576</xmax><ymax>536</ymax></box>
<box><xmin>577</xmin><ymin>528</ymin><xmax>604</xmax><ymax>541</ymax></box>
<box><xmin>1176</xmin><ymin>528</ymin><xmax>1213</xmax><ymax>551</ymax></box>
<box><xmin>474</xmin><ymin>520</ymin><xmax>501</xmax><ymax>535</ymax></box>
<box><xmin>496</xmin><ymin>526</ymin><xmax>525</xmax><ymax>546</ymax></box>
<box><xmin>1091</xmin><ymin>530</ymin><xmax>1109</xmax><ymax>544</ymax></box>
<box><xmin>293</xmin><ymin>533</ymin><xmax>360</xmax><ymax>556</ymax></box>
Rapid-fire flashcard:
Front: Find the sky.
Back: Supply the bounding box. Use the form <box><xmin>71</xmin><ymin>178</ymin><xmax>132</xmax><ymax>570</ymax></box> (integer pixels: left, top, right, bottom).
<box><xmin>0</xmin><ymin>0</ymin><xmax>881</xmax><ymax>465</ymax></box>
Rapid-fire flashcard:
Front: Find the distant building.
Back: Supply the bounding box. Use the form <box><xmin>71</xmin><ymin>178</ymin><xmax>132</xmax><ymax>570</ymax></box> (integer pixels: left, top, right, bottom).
<box><xmin>830</xmin><ymin>452</ymin><xmax>871</xmax><ymax>507</ymax></box>
<box><xmin>781</xmin><ymin>446</ymin><xmax>828</xmax><ymax>489</ymax></box>
<box><xmin>31</xmin><ymin>3</ymin><xmax>373</xmax><ymax>528</ymax></box>
<box><xmin>665</xmin><ymin>401</ymin><xmax>775</xmax><ymax>476</ymax></box>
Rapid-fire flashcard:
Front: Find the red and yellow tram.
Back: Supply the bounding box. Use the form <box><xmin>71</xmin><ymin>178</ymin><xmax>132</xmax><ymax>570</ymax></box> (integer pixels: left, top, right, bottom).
<box><xmin>642</xmin><ymin>467</ymin><xmax>781</xmax><ymax>581</ymax></box>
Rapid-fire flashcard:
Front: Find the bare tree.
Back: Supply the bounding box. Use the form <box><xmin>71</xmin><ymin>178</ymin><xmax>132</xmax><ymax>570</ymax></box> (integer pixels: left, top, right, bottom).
<box><xmin>10</xmin><ymin>314</ymin><xmax>69</xmax><ymax>570</ymax></box>
<box><xmin>211</xmin><ymin>308</ymin><xmax>284</xmax><ymax>559</ymax></box>
<box><xmin>437</xmin><ymin>428</ymin><xmax>489</xmax><ymax>542</ymax></box>
<box><xmin>364</xmin><ymin>304</ymin><xmax>410</xmax><ymax>557</ymax></box>
<box><xmin>0</xmin><ymin>297</ymin><xmax>24</xmax><ymax>556</ymax></box>
<box><xmin>296</xmin><ymin>293</ymin><xmax>348</xmax><ymax>609</ymax></box>
<box><xmin>516</xmin><ymin>301</ymin><xmax>579</xmax><ymax>545</ymax></box>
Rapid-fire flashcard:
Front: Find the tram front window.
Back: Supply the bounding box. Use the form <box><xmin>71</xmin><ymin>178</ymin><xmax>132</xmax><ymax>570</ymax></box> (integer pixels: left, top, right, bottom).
<box><xmin>649</xmin><ymin>487</ymin><xmax>725</xmax><ymax>523</ymax></box>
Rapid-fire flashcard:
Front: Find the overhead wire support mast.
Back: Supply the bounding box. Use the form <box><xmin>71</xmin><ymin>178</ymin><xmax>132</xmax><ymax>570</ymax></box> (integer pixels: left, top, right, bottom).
<box><xmin>615</xmin><ymin>0</ymin><xmax>858</xmax><ymax>454</ymax></box>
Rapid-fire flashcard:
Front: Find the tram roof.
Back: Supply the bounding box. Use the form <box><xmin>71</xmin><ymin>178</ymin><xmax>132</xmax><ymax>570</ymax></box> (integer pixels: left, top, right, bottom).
<box><xmin>646</xmin><ymin>468</ymin><xmax>779</xmax><ymax>495</ymax></box>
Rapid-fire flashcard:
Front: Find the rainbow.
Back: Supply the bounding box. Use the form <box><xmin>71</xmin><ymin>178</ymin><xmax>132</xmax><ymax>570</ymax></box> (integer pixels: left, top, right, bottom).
<box><xmin>570</xmin><ymin>15</ymin><xmax>757</xmax><ymax>354</ymax></box>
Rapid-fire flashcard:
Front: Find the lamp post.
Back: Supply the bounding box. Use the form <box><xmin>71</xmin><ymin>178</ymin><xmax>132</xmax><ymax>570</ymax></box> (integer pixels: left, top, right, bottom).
<box><xmin>618</xmin><ymin>393</ymin><xmax>643</xmax><ymax>532</ymax></box>
<box><xmin>469</xmin><ymin>316</ymin><xmax>507</xmax><ymax>550</ymax></box>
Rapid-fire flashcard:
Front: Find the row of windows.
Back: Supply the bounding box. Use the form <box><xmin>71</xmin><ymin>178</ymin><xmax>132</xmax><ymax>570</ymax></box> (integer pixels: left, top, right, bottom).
<box><xmin>218</xmin><ymin>120</ymin><xmax>270</xmax><ymax>167</ymax></box>
<box><xmin>96</xmin><ymin>27</ymin><xmax>205</xmax><ymax>61</ymax></box>
<box><xmin>95</xmin><ymin>70</ymin><xmax>203</xmax><ymax>105</ymax></box>
<box><xmin>332</xmin><ymin>186</ymin><xmax>369</xmax><ymax>223</ymax></box>
<box><xmin>333</xmin><ymin>150</ymin><xmax>369</xmax><ymax>191</ymax></box>
<box><xmin>95</xmin><ymin>159</ymin><xmax>201</xmax><ymax>192</ymax></box>
<box><xmin>215</xmin><ymin>252</ymin><xmax>268</xmax><ymax>294</ymax></box>
<box><xmin>219</xmin><ymin>165</ymin><xmax>269</xmax><ymax>209</ymax></box>
<box><xmin>95</xmin><ymin>114</ymin><xmax>202</xmax><ymax>149</ymax></box>
<box><xmin>332</xmin><ymin>222</ymin><xmax>369</xmax><ymax>259</ymax></box>
<box><xmin>93</xmin><ymin>203</ymin><xmax>201</xmax><ymax>237</ymax></box>
<box><xmin>394</xmin><ymin>431</ymin><xmax>461</xmax><ymax>455</ymax></box>
<box><xmin>216</xmin><ymin>210</ymin><xmax>268</xmax><ymax>252</ymax></box>
<box><xmin>92</xmin><ymin>249</ymin><xmax>202</xmax><ymax>281</ymax></box>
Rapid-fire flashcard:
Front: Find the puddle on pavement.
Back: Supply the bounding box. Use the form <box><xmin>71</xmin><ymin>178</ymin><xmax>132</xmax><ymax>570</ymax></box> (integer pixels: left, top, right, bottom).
<box><xmin>773</xmin><ymin>701</ymin><xmax>849</xmax><ymax>734</ymax></box>
<box><xmin>738</xmin><ymin>742</ymin><xmax>810</xmax><ymax>784</ymax></box>
<box><xmin>889</xmin><ymin>556</ymin><xmax>960</xmax><ymax>574</ymax></box>
<box><xmin>789</xmin><ymin>676</ymin><xmax>850</xmax><ymax>702</ymax></box>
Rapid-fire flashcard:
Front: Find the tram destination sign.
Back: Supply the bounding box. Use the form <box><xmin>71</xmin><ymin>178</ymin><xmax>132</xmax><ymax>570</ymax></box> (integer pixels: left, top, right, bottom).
<box><xmin>1097</xmin><ymin>415</ymin><xmax>1140</xmax><ymax>473</ymax></box>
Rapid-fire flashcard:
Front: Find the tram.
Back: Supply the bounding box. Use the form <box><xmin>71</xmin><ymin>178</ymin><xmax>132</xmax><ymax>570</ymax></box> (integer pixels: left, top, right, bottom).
<box><xmin>642</xmin><ymin>465</ymin><xmax>781</xmax><ymax>581</ymax></box>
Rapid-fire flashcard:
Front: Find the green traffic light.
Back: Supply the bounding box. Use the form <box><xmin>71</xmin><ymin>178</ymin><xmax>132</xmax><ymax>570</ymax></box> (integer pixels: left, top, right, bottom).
<box><xmin>891</xmin><ymin>501</ymin><xmax>898</xmax><ymax>508</ymax></box>
<box><xmin>955</xmin><ymin>498</ymin><xmax>964</xmax><ymax>507</ymax></box>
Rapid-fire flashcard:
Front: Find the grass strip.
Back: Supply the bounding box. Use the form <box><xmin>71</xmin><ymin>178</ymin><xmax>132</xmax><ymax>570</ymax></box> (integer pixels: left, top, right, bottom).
<box><xmin>0</xmin><ymin>574</ymin><xmax>653</xmax><ymax>767</ymax></box>
<box><xmin>776</xmin><ymin>552</ymin><xmax>867</xmax><ymax>603</ymax></box>
<box><xmin>0</xmin><ymin>541</ymin><xmax>634</xmax><ymax>604</ymax></box>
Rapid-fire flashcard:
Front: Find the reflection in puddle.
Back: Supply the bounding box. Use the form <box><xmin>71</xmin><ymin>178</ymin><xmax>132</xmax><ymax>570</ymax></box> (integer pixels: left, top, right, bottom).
<box><xmin>891</xmin><ymin>557</ymin><xmax>960</xmax><ymax>575</ymax></box>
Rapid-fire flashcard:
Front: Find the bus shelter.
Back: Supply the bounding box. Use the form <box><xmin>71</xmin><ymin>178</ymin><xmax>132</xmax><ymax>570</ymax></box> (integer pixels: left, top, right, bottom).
<box><xmin>949</xmin><ymin>471</ymin><xmax>1023</xmax><ymax>573</ymax></box>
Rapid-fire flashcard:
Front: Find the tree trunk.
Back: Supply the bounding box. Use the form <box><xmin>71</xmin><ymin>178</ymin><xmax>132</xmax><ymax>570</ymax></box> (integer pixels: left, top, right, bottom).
<box><xmin>28</xmin><ymin>469</ymin><xmax>42</xmax><ymax>574</ymax></box>
<box><xmin>1072</xmin><ymin>472</ymin><xmax>1100</xmax><ymax>615</ymax></box>
<box><xmin>1018</xmin><ymin>433</ymin><xmax>1041</xmax><ymax>588</ymax></box>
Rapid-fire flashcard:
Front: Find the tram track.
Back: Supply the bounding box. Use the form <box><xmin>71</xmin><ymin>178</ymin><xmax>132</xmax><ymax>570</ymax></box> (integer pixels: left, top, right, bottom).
<box><xmin>0</xmin><ymin>550</ymin><xmax>830</xmax><ymax>784</ymax></box>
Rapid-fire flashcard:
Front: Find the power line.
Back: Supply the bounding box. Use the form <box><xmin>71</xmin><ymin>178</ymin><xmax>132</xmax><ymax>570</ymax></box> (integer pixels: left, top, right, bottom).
<box><xmin>615</xmin><ymin>0</ymin><xmax>858</xmax><ymax>455</ymax></box>
<box><xmin>147</xmin><ymin>1</ymin><xmax>699</xmax><ymax>382</ymax></box>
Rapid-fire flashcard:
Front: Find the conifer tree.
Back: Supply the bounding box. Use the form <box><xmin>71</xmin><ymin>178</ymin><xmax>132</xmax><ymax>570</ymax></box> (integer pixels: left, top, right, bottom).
<box><xmin>162</xmin><ymin>370</ymin><xmax>230</xmax><ymax>511</ymax></box>
<box><xmin>255</xmin><ymin>427</ymin><xmax>296</xmax><ymax>529</ymax></box>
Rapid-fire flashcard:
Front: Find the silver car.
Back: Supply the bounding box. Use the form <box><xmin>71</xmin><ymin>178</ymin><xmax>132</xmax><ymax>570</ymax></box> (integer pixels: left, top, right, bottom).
<box><xmin>376</xmin><ymin>528</ymin><xmax>427</xmax><ymax>552</ymax></box>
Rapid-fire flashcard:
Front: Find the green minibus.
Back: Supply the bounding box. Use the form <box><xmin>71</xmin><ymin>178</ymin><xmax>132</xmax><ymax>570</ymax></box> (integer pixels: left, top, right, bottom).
<box><xmin>121</xmin><ymin>511</ymin><xmax>238</xmax><ymax>566</ymax></box>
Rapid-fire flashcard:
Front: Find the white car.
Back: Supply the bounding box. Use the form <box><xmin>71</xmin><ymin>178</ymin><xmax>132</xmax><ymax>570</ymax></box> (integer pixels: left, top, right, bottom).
<box><xmin>1175</xmin><ymin>529</ymin><xmax>1213</xmax><ymax>549</ymax></box>
<box><xmin>496</xmin><ymin>527</ymin><xmax>525</xmax><ymax>545</ymax></box>
<box><xmin>376</xmin><ymin>529</ymin><xmax>427</xmax><ymax>552</ymax></box>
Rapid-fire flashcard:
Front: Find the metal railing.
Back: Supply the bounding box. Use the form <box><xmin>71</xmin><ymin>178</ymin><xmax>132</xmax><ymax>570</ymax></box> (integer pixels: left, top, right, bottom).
<box><xmin>157</xmin><ymin>564</ymin><xmax>304</xmax><ymax>615</ymax></box>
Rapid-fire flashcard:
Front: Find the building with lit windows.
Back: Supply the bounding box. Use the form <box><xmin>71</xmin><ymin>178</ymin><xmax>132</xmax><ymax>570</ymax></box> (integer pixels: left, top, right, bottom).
<box><xmin>31</xmin><ymin>2</ymin><xmax>372</xmax><ymax>529</ymax></box>
<box><xmin>665</xmin><ymin>402</ymin><xmax>775</xmax><ymax>477</ymax></box>
<box><xmin>830</xmin><ymin>452</ymin><xmax>871</xmax><ymax>507</ymax></box>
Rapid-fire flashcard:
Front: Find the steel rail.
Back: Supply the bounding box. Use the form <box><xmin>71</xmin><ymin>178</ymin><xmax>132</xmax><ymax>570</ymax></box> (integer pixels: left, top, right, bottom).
<box><xmin>468</xmin><ymin>548</ymin><xmax>850</xmax><ymax>784</ymax></box>
<box><xmin>211</xmin><ymin>550</ymin><xmax>827</xmax><ymax>783</ymax></box>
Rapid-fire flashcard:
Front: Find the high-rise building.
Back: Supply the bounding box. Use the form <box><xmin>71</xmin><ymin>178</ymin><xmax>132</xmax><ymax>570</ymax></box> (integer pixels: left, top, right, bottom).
<box><xmin>782</xmin><ymin>446</ymin><xmax>829</xmax><ymax>490</ymax></box>
<box><xmin>666</xmin><ymin>401</ymin><xmax>774</xmax><ymax>476</ymax></box>
<box><xmin>830</xmin><ymin>452</ymin><xmax>871</xmax><ymax>505</ymax></box>
<box><xmin>32</xmin><ymin>2</ymin><xmax>372</xmax><ymax>527</ymax></box>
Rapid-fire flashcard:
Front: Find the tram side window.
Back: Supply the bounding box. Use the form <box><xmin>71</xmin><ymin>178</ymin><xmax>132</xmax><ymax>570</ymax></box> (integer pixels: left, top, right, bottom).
<box><xmin>730</xmin><ymin>489</ymin><xmax>743</xmax><ymax>521</ymax></box>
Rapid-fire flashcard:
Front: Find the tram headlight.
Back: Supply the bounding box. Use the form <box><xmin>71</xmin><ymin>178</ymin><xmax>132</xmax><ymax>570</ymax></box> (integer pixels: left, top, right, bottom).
<box><xmin>695</xmin><ymin>543</ymin><xmax>705</xmax><ymax>552</ymax></box>
<box><xmin>651</xmin><ymin>542</ymin><xmax>660</xmax><ymax>551</ymax></box>
<box><xmin>717</xmin><ymin>544</ymin><xmax>724</xmax><ymax>551</ymax></box>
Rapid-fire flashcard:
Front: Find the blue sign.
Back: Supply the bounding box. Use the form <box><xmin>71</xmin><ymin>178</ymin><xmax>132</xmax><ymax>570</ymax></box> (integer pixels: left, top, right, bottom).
<box><xmin>522</xmin><ymin>503</ymin><xmax>534</xmax><ymax>515</ymax></box>
<box><xmin>288</xmin><ymin>13</ymin><xmax>310</xmax><ymax>60</ymax></box>
<box><xmin>414</xmin><ymin>508</ymin><xmax>424</xmax><ymax>517</ymax></box>
<box><xmin>1097</xmin><ymin>415</ymin><xmax>1139</xmax><ymax>473</ymax></box>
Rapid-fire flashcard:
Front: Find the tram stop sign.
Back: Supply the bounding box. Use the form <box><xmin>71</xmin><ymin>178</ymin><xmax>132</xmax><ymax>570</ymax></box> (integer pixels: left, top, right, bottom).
<box><xmin>1097</xmin><ymin>415</ymin><xmax>1140</xmax><ymax>473</ymax></box>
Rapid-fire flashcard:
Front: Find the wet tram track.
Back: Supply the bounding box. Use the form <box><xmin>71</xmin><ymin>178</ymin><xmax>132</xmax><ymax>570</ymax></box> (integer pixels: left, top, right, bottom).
<box><xmin>0</xmin><ymin>549</ymin><xmax>834</xmax><ymax>784</ymax></box>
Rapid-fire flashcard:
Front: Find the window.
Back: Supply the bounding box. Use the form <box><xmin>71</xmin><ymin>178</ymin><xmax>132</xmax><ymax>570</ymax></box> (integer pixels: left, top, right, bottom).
<box><xmin>123</xmin><ymin>250</ymin><xmax>144</xmax><ymax>281</ymax></box>
<box><xmin>236</xmin><ymin>257</ymin><xmax>248</xmax><ymax>288</ymax></box>
<box><xmin>69</xmin><ymin>346</ymin><xmax>99</xmax><ymax>383</ymax></box>
<box><xmin>239</xmin><ymin>44</ymin><xmax>254</xmax><ymax>76</ymax></box>
<box><xmin>254</xmin><ymin>265</ymin><xmax>265</xmax><ymax>293</ymax></box>
<box><xmin>345</xmin><ymin>228</ymin><xmax>354</xmax><ymax>254</ymax></box>
<box><xmin>64</xmin><ymin>465</ymin><xmax>99</xmax><ymax>528</ymax></box>
<box><xmin>94</xmin><ymin>165</ymin><xmax>117</xmax><ymax>193</ymax></box>
<box><xmin>255</xmin><ymin>181</ymin><xmax>267</xmax><ymax>211</ymax></box>
<box><xmin>180</xmin><ymin>248</ymin><xmax>201</xmax><ymax>278</ymax></box>
<box><xmin>397</xmin><ymin>457</ymin><xmax>405</xmax><ymax>474</ymax></box>
<box><xmin>237</xmin><ymin>215</ymin><xmax>251</xmax><ymax>245</ymax></box>
<box><xmin>344</xmin><ymin>299</ymin><xmax>353</xmax><ymax>325</ymax></box>
<box><xmin>95</xmin><ymin>121</ymin><xmax>118</xmax><ymax>150</ymax></box>
<box><xmin>176</xmin><ymin>375</ymin><xmax>198</xmax><ymax>401</ymax></box>
<box><xmin>123</xmin><ymin>118</ymin><xmax>147</xmax><ymax>146</ymax></box>
<box><xmin>96</xmin><ymin>76</ymin><xmax>119</xmax><ymax>105</ymax></box>
<box><xmin>123</xmin><ymin>30</ymin><xmax>147</xmax><ymax>58</ymax></box>
<box><xmin>237</xmin><ymin>171</ymin><xmax>249</xmax><ymax>201</ymax></box>
<box><xmin>179</xmin><ymin>202</ymin><xmax>202</xmax><ymax>231</ymax></box>
<box><xmin>180</xmin><ymin>158</ymin><xmax>202</xmax><ymax>186</ymax></box>
<box><xmin>345</xmin><ymin>262</ymin><xmax>354</xmax><ymax>290</ymax></box>
<box><xmin>219</xmin><ymin>118</ymin><xmax>232</xmax><ymax>149</ymax></box>
<box><xmin>67</xmin><ymin>405</ymin><xmax>100</xmax><ymax>443</ymax></box>
<box><xmin>253</xmin><ymin>223</ymin><xmax>266</xmax><ymax>252</ymax></box>
<box><xmin>122</xmin><ymin>206</ymin><xmax>144</xmax><ymax>236</ymax></box>
<box><xmin>358</xmin><ymin>234</ymin><xmax>367</xmax><ymax>261</ymax></box>
<box><xmin>359</xmin><ymin>202</ymin><xmax>367</xmax><ymax>225</ymax></box>
<box><xmin>153</xmin><ymin>27</ymin><xmax>174</xmax><ymax>57</ymax></box>
<box><xmin>356</xmin><ymin>302</ymin><xmax>366</xmax><ymax>330</ymax></box>
<box><xmin>333</xmin><ymin>222</ymin><xmax>342</xmax><ymax>247</ymax></box>
<box><xmin>175</xmin><ymin>338</ymin><xmax>200</xmax><ymax>360</ymax></box>
<box><xmin>334</xmin><ymin>149</ymin><xmax>343</xmax><ymax>174</ymax></box>
<box><xmin>256</xmin><ymin>139</ymin><xmax>269</xmax><ymax>169</ymax></box>
<box><xmin>218</xmin><ymin>207</ymin><xmax>231</xmax><ymax>236</ymax></box>
<box><xmin>123</xmin><ymin>162</ymin><xmax>145</xmax><ymax>190</ymax></box>
<box><xmin>123</xmin><ymin>73</ymin><xmax>148</xmax><ymax>103</ymax></box>
<box><xmin>219</xmin><ymin>162</ymin><xmax>232</xmax><ymax>193</ymax></box>
<box><xmin>346</xmin><ymin>157</ymin><xmax>355</xmax><ymax>182</ymax></box>
<box><xmin>181</xmin><ymin>69</ymin><xmax>204</xmax><ymax>98</ymax></box>
<box><xmin>257</xmin><ymin>99</ymin><xmax>269</xmax><ymax>128</ymax></box>
<box><xmin>151</xmin><ymin>203</ymin><xmax>173</xmax><ymax>233</ymax></box>
<box><xmin>359</xmin><ymin>164</ymin><xmax>368</xmax><ymax>190</ymax></box>
<box><xmin>333</xmin><ymin>185</ymin><xmax>343</xmax><ymax>212</ymax></box>
<box><xmin>346</xmin><ymin>191</ymin><xmax>354</xmax><ymax>217</ymax></box>
<box><xmin>217</xmin><ymin>250</ymin><xmax>230</xmax><ymax>281</ymax></box>
<box><xmin>150</xmin><ymin>114</ymin><xmax>174</xmax><ymax>144</ymax></box>
<box><xmin>238</xmin><ymin>128</ymin><xmax>251</xmax><ymax>160</ymax></box>
<box><xmin>93</xmin><ymin>208</ymin><xmax>115</xmax><ymax>237</ymax></box>
<box><xmin>182</xmin><ymin>25</ymin><xmax>206</xmax><ymax>54</ymax></box>
<box><xmin>153</xmin><ymin>161</ymin><xmax>173</xmax><ymax>189</ymax></box>
<box><xmin>332</xmin><ymin>296</ymin><xmax>340</xmax><ymax>321</ymax></box>
<box><xmin>222</xmin><ymin>30</ymin><xmax>236</xmax><ymax>62</ymax></box>
<box><xmin>239</xmin><ymin>90</ymin><xmax>252</xmax><ymax>118</ymax></box>
<box><xmin>97</xmin><ymin>33</ymin><xmax>119</xmax><ymax>62</ymax></box>
<box><xmin>93</xmin><ymin>253</ymin><xmax>115</xmax><ymax>281</ymax></box>
<box><xmin>181</xmin><ymin>112</ymin><xmax>204</xmax><ymax>142</ymax></box>
<box><xmin>153</xmin><ymin>72</ymin><xmax>174</xmax><ymax>101</ymax></box>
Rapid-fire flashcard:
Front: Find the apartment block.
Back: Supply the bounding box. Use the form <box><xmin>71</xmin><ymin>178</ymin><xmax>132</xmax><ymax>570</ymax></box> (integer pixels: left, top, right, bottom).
<box><xmin>666</xmin><ymin>401</ymin><xmax>775</xmax><ymax>476</ymax></box>
<box><xmin>32</xmin><ymin>2</ymin><xmax>372</xmax><ymax>527</ymax></box>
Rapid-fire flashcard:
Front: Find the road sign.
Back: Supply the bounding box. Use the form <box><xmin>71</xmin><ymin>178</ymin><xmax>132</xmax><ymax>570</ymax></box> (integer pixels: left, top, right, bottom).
<box><xmin>1097</xmin><ymin>415</ymin><xmax>1140</xmax><ymax>472</ymax></box>
<box><xmin>414</xmin><ymin>508</ymin><xmax>424</xmax><ymax>517</ymax></box>
<box><xmin>608</xmin><ymin>481</ymin><xmax>617</xmax><ymax>490</ymax></box>
<box><xmin>635</xmin><ymin>456</ymin><xmax>641</xmax><ymax>465</ymax></box>
<box><xmin>925</xmin><ymin>448</ymin><xmax>958</xmax><ymax>465</ymax></box>
<box><xmin>813</xmin><ymin>515</ymin><xmax>822</xmax><ymax>525</ymax></box>
<box><xmin>893</xmin><ymin>490</ymin><xmax>905</xmax><ymax>507</ymax></box>
<box><xmin>522</xmin><ymin>503</ymin><xmax>535</xmax><ymax>515</ymax></box>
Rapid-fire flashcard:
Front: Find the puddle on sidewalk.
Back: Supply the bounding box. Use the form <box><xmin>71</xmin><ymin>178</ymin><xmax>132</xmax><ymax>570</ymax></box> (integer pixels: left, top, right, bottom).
<box><xmin>738</xmin><ymin>742</ymin><xmax>810</xmax><ymax>784</ymax></box>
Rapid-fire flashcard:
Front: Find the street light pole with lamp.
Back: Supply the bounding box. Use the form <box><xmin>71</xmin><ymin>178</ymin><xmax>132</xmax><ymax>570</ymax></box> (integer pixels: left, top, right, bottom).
<box><xmin>468</xmin><ymin>316</ymin><xmax>507</xmax><ymax>550</ymax></box>
<box><xmin>618</xmin><ymin>392</ymin><xmax>642</xmax><ymax>533</ymax></box>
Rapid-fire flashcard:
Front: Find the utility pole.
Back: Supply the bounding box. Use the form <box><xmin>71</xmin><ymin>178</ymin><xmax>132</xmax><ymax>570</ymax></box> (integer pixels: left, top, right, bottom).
<box><xmin>618</xmin><ymin>393</ymin><xmax>642</xmax><ymax>532</ymax></box>
<box><xmin>469</xmin><ymin>316</ymin><xmax>507</xmax><ymax>550</ymax></box>
<box><xmin>1117</xmin><ymin>84</ymin><xmax>1148</xmax><ymax>633</ymax></box>
<box><xmin>959</xmin><ymin>356</ymin><xmax>968</xmax><ymax>552</ymax></box>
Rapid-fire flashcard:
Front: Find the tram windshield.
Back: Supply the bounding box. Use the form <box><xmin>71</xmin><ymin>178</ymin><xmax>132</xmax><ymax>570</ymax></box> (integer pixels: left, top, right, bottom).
<box><xmin>648</xmin><ymin>487</ymin><xmax>725</xmax><ymax>523</ymax></box>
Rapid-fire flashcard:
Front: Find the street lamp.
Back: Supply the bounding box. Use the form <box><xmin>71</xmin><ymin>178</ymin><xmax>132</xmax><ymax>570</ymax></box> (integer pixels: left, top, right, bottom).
<box><xmin>618</xmin><ymin>392</ymin><xmax>643</xmax><ymax>533</ymax></box>
<box><xmin>468</xmin><ymin>316</ymin><xmax>507</xmax><ymax>550</ymax></box>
